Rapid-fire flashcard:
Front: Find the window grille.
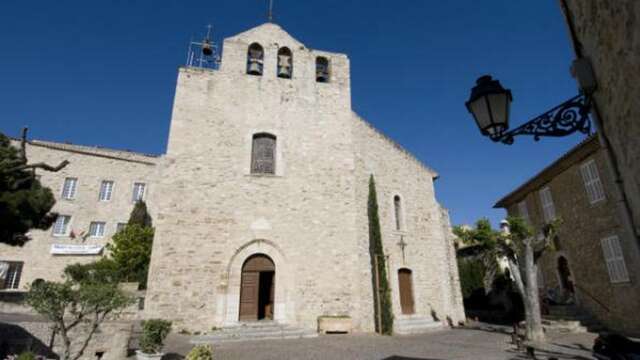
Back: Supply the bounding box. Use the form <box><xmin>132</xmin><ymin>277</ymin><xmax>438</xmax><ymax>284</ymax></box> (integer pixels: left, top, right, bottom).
<box><xmin>251</xmin><ymin>134</ymin><xmax>276</xmax><ymax>174</ymax></box>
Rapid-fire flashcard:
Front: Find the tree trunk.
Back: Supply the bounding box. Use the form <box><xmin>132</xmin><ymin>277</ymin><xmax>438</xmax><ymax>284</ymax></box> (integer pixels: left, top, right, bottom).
<box><xmin>59</xmin><ymin>325</ymin><xmax>72</xmax><ymax>360</ymax></box>
<box><xmin>523</xmin><ymin>240</ymin><xmax>545</xmax><ymax>342</ymax></box>
<box><xmin>507</xmin><ymin>242</ymin><xmax>545</xmax><ymax>343</ymax></box>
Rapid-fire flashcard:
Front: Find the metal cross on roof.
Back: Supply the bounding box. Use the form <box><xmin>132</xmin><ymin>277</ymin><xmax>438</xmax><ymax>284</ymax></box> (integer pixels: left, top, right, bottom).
<box><xmin>268</xmin><ymin>0</ymin><xmax>274</xmax><ymax>22</ymax></box>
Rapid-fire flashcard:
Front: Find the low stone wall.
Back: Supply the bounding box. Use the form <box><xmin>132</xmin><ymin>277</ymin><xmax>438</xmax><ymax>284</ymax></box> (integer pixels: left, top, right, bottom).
<box><xmin>0</xmin><ymin>292</ymin><xmax>33</xmax><ymax>314</ymax></box>
<box><xmin>0</xmin><ymin>313</ymin><xmax>134</xmax><ymax>360</ymax></box>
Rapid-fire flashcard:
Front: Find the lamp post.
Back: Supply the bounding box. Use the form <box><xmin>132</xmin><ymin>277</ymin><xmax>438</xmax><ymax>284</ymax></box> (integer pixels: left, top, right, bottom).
<box><xmin>465</xmin><ymin>74</ymin><xmax>593</xmax><ymax>145</ymax></box>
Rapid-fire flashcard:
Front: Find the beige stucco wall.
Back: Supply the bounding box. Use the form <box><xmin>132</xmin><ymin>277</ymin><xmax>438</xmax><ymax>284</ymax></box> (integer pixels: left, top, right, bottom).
<box><xmin>506</xmin><ymin>147</ymin><xmax>640</xmax><ymax>335</ymax></box>
<box><xmin>0</xmin><ymin>140</ymin><xmax>157</xmax><ymax>287</ymax></box>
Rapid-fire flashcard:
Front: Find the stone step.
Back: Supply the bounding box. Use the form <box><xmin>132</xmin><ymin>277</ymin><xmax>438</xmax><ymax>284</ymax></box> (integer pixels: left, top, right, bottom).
<box><xmin>190</xmin><ymin>323</ymin><xmax>318</xmax><ymax>344</ymax></box>
<box><xmin>548</xmin><ymin>305</ymin><xmax>580</xmax><ymax>317</ymax></box>
<box><xmin>394</xmin><ymin>317</ymin><xmax>443</xmax><ymax>335</ymax></box>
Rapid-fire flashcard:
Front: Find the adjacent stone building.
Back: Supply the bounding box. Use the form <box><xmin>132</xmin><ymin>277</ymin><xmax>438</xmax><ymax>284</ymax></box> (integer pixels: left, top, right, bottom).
<box><xmin>560</xmin><ymin>0</ymin><xmax>640</xmax><ymax>268</ymax></box>
<box><xmin>495</xmin><ymin>135</ymin><xmax>640</xmax><ymax>336</ymax></box>
<box><xmin>0</xmin><ymin>23</ymin><xmax>464</xmax><ymax>335</ymax></box>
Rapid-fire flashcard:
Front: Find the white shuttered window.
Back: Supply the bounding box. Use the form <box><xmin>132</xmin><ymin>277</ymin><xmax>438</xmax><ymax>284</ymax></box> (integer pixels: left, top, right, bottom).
<box><xmin>601</xmin><ymin>235</ymin><xmax>629</xmax><ymax>283</ymax></box>
<box><xmin>61</xmin><ymin>177</ymin><xmax>77</xmax><ymax>200</ymax></box>
<box><xmin>132</xmin><ymin>182</ymin><xmax>146</xmax><ymax>202</ymax></box>
<box><xmin>580</xmin><ymin>159</ymin><xmax>606</xmax><ymax>204</ymax></box>
<box><xmin>539</xmin><ymin>187</ymin><xmax>556</xmax><ymax>223</ymax></box>
<box><xmin>89</xmin><ymin>222</ymin><xmax>106</xmax><ymax>238</ymax></box>
<box><xmin>53</xmin><ymin>215</ymin><xmax>71</xmax><ymax>236</ymax></box>
<box><xmin>99</xmin><ymin>180</ymin><xmax>114</xmax><ymax>201</ymax></box>
<box><xmin>518</xmin><ymin>200</ymin><xmax>530</xmax><ymax>224</ymax></box>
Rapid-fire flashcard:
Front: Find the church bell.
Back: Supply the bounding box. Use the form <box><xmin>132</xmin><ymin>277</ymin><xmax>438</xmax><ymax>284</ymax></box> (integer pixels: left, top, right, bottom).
<box><xmin>202</xmin><ymin>40</ymin><xmax>213</xmax><ymax>56</ymax></box>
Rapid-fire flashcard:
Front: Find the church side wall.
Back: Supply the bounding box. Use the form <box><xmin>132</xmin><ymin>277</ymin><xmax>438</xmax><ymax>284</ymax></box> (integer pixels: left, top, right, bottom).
<box><xmin>352</xmin><ymin>116</ymin><xmax>465</xmax><ymax>326</ymax></box>
<box><xmin>0</xmin><ymin>142</ymin><xmax>157</xmax><ymax>288</ymax></box>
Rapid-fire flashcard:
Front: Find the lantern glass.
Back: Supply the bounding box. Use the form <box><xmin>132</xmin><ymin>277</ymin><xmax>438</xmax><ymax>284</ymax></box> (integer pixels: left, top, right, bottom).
<box><xmin>487</xmin><ymin>92</ymin><xmax>509</xmax><ymax>133</ymax></box>
<box><xmin>466</xmin><ymin>75</ymin><xmax>512</xmax><ymax>139</ymax></box>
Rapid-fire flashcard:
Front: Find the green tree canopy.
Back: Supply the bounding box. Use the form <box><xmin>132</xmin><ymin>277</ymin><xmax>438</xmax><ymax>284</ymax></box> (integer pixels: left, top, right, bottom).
<box><xmin>106</xmin><ymin>224</ymin><xmax>154</xmax><ymax>288</ymax></box>
<box><xmin>454</xmin><ymin>216</ymin><xmax>560</xmax><ymax>343</ymax></box>
<box><xmin>0</xmin><ymin>131</ymin><xmax>67</xmax><ymax>246</ymax></box>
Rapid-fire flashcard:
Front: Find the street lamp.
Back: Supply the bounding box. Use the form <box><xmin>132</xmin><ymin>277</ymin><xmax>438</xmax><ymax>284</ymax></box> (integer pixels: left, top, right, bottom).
<box><xmin>465</xmin><ymin>64</ymin><xmax>595</xmax><ymax>145</ymax></box>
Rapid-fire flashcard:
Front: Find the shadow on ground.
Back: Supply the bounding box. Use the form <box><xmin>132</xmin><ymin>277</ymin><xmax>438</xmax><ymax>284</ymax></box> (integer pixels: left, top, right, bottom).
<box><xmin>0</xmin><ymin>322</ymin><xmax>58</xmax><ymax>359</ymax></box>
<box><xmin>382</xmin><ymin>357</ymin><xmax>445</xmax><ymax>360</ymax></box>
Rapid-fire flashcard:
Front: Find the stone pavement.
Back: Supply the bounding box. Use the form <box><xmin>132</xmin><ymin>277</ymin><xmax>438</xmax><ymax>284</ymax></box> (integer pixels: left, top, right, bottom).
<box><xmin>159</xmin><ymin>324</ymin><xmax>597</xmax><ymax>360</ymax></box>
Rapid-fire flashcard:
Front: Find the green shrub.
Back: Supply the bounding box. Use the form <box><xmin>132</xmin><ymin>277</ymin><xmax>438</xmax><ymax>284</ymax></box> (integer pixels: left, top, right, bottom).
<box><xmin>458</xmin><ymin>257</ymin><xmax>486</xmax><ymax>298</ymax></box>
<box><xmin>17</xmin><ymin>352</ymin><xmax>36</xmax><ymax>360</ymax></box>
<box><xmin>139</xmin><ymin>319</ymin><xmax>172</xmax><ymax>354</ymax></box>
<box><xmin>186</xmin><ymin>344</ymin><xmax>214</xmax><ymax>360</ymax></box>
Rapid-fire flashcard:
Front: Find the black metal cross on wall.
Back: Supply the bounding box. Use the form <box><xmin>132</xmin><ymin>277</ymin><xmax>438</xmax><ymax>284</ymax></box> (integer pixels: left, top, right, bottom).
<box><xmin>397</xmin><ymin>235</ymin><xmax>408</xmax><ymax>264</ymax></box>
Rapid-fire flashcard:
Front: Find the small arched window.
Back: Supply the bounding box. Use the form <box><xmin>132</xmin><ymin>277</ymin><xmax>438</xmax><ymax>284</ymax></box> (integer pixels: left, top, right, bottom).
<box><xmin>316</xmin><ymin>56</ymin><xmax>330</xmax><ymax>83</ymax></box>
<box><xmin>247</xmin><ymin>43</ymin><xmax>264</xmax><ymax>76</ymax></box>
<box><xmin>394</xmin><ymin>195</ymin><xmax>403</xmax><ymax>230</ymax></box>
<box><xmin>277</xmin><ymin>47</ymin><xmax>293</xmax><ymax>79</ymax></box>
<box><xmin>251</xmin><ymin>133</ymin><xmax>276</xmax><ymax>174</ymax></box>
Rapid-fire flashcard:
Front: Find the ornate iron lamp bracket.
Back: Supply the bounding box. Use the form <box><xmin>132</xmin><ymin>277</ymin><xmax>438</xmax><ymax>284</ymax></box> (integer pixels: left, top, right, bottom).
<box><xmin>494</xmin><ymin>94</ymin><xmax>592</xmax><ymax>145</ymax></box>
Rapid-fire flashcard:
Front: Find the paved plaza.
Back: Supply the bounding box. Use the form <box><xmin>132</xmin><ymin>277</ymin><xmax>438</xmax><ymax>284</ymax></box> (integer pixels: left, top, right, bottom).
<box><xmin>161</xmin><ymin>324</ymin><xmax>597</xmax><ymax>360</ymax></box>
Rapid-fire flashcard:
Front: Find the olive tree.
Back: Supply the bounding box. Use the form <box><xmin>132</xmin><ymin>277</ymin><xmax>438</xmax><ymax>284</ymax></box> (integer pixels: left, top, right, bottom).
<box><xmin>454</xmin><ymin>216</ymin><xmax>559</xmax><ymax>342</ymax></box>
<box><xmin>26</xmin><ymin>259</ymin><xmax>133</xmax><ymax>360</ymax></box>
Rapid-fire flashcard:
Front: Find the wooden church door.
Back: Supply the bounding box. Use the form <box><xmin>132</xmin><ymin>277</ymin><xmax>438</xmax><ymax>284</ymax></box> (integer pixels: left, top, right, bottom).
<box><xmin>398</xmin><ymin>268</ymin><xmax>415</xmax><ymax>315</ymax></box>
<box><xmin>239</xmin><ymin>254</ymin><xmax>275</xmax><ymax>321</ymax></box>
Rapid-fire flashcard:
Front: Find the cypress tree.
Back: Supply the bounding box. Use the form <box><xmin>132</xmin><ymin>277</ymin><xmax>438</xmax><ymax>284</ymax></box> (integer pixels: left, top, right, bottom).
<box><xmin>368</xmin><ymin>175</ymin><xmax>393</xmax><ymax>335</ymax></box>
<box><xmin>128</xmin><ymin>200</ymin><xmax>152</xmax><ymax>227</ymax></box>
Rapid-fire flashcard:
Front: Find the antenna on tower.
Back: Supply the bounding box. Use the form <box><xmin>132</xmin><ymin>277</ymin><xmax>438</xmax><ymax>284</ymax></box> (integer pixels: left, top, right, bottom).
<box><xmin>267</xmin><ymin>0</ymin><xmax>274</xmax><ymax>22</ymax></box>
<box><xmin>186</xmin><ymin>24</ymin><xmax>221</xmax><ymax>69</ymax></box>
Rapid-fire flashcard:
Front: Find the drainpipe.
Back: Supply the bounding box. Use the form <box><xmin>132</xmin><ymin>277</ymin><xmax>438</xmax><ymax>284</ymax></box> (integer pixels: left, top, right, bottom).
<box><xmin>558</xmin><ymin>0</ymin><xmax>640</xmax><ymax>250</ymax></box>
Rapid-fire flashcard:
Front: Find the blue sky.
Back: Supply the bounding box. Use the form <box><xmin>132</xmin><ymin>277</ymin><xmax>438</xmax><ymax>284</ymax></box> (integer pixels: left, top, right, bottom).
<box><xmin>0</xmin><ymin>1</ymin><xmax>587</xmax><ymax>227</ymax></box>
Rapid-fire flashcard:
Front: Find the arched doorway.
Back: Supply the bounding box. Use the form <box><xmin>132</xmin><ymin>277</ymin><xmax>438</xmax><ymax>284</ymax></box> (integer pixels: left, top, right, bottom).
<box><xmin>239</xmin><ymin>254</ymin><xmax>275</xmax><ymax>321</ymax></box>
<box><xmin>557</xmin><ymin>256</ymin><xmax>575</xmax><ymax>295</ymax></box>
<box><xmin>398</xmin><ymin>268</ymin><xmax>415</xmax><ymax>315</ymax></box>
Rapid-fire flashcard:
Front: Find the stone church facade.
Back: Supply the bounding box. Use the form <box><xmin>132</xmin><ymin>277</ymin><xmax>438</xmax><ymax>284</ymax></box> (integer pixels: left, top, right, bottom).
<box><xmin>1</xmin><ymin>23</ymin><xmax>464</xmax><ymax>333</ymax></box>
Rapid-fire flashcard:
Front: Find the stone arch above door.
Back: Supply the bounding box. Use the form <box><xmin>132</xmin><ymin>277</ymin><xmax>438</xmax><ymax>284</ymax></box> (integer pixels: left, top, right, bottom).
<box><xmin>221</xmin><ymin>239</ymin><xmax>293</xmax><ymax>325</ymax></box>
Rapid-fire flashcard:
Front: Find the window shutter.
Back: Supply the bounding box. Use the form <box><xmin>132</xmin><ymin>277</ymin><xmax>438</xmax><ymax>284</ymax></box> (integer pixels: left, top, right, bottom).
<box><xmin>581</xmin><ymin>160</ymin><xmax>605</xmax><ymax>204</ymax></box>
<box><xmin>601</xmin><ymin>236</ymin><xmax>629</xmax><ymax>283</ymax></box>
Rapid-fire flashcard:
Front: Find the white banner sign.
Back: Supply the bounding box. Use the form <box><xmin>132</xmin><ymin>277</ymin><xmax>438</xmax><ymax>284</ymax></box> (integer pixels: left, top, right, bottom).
<box><xmin>51</xmin><ymin>244</ymin><xmax>103</xmax><ymax>255</ymax></box>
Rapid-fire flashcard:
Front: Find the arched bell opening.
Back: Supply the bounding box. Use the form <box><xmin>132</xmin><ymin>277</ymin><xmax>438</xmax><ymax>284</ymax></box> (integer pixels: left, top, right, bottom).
<box><xmin>277</xmin><ymin>47</ymin><xmax>293</xmax><ymax>79</ymax></box>
<box><xmin>247</xmin><ymin>43</ymin><xmax>264</xmax><ymax>76</ymax></box>
<box><xmin>315</xmin><ymin>56</ymin><xmax>330</xmax><ymax>83</ymax></box>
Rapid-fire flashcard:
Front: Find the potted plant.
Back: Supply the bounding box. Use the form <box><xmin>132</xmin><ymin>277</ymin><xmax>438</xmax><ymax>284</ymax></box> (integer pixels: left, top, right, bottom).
<box><xmin>186</xmin><ymin>344</ymin><xmax>214</xmax><ymax>360</ymax></box>
<box><xmin>136</xmin><ymin>319</ymin><xmax>172</xmax><ymax>360</ymax></box>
